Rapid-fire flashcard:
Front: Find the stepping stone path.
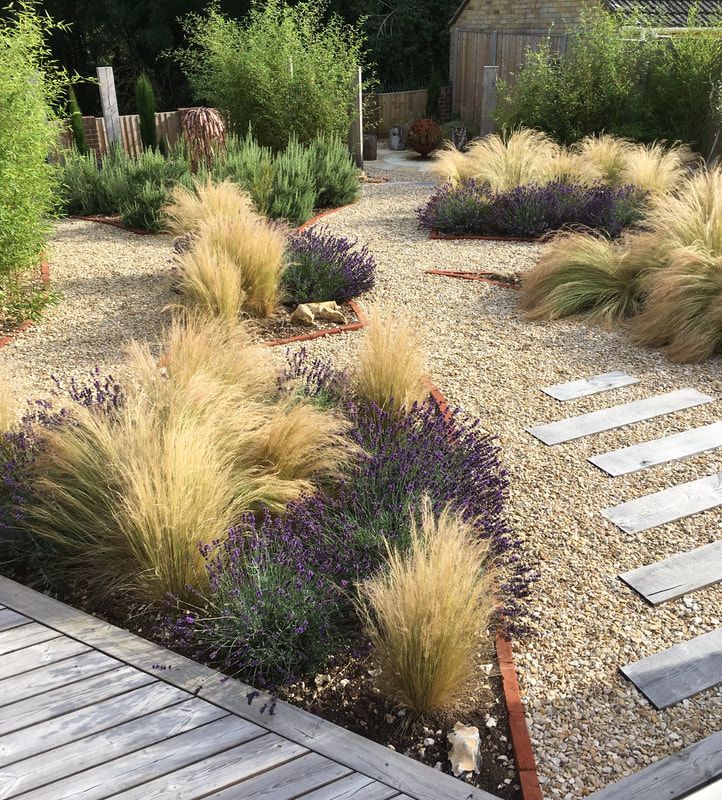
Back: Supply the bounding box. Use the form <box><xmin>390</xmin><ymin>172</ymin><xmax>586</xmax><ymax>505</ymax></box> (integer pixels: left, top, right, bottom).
<box><xmin>528</xmin><ymin>373</ymin><xmax>722</xmax><ymax>735</ymax></box>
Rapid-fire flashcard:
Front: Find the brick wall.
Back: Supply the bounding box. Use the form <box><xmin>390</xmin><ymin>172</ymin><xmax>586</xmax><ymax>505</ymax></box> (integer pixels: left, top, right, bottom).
<box><xmin>451</xmin><ymin>0</ymin><xmax>599</xmax><ymax>31</ymax></box>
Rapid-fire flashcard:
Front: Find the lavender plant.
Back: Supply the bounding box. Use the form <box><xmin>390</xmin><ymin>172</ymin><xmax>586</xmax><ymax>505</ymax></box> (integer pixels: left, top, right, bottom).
<box><xmin>169</xmin><ymin>355</ymin><xmax>533</xmax><ymax>685</ymax></box>
<box><xmin>418</xmin><ymin>179</ymin><xmax>646</xmax><ymax>238</ymax></box>
<box><xmin>283</xmin><ymin>226</ymin><xmax>376</xmax><ymax>304</ymax></box>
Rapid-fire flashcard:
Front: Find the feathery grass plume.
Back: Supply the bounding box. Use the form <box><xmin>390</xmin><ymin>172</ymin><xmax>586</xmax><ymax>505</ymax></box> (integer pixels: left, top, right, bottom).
<box><xmin>521</xmin><ymin>232</ymin><xmax>641</xmax><ymax>323</ymax></box>
<box><xmin>357</xmin><ymin>496</ymin><xmax>498</xmax><ymax>713</ymax></box>
<box><xmin>547</xmin><ymin>149</ymin><xmax>603</xmax><ymax>186</ymax></box>
<box><xmin>163</xmin><ymin>179</ymin><xmax>256</xmax><ymax>236</ymax></box>
<box><xmin>192</xmin><ymin>214</ymin><xmax>286</xmax><ymax>317</ymax></box>
<box><xmin>573</xmin><ymin>134</ymin><xmax>634</xmax><ymax>185</ymax></box>
<box><xmin>642</xmin><ymin>166</ymin><xmax>722</xmax><ymax>256</ymax></box>
<box><xmin>631</xmin><ymin>246</ymin><xmax>722</xmax><ymax>362</ymax></box>
<box><xmin>0</xmin><ymin>377</ymin><xmax>18</xmax><ymax>434</ymax></box>
<box><xmin>354</xmin><ymin>310</ymin><xmax>428</xmax><ymax>416</ymax></box>
<box><xmin>175</xmin><ymin>236</ymin><xmax>248</xmax><ymax>322</ymax></box>
<box><xmin>462</xmin><ymin>129</ymin><xmax>560</xmax><ymax>192</ymax></box>
<box><xmin>620</xmin><ymin>141</ymin><xmax>695</xmax><ymax>194</ymax></box>
<box><xmin>127</xmin><ymin>314</ymin><xmax>275</xmax><ymax>404</ymax></box>
<box><xmin>430</xmin><ymin>141</ymin><xmax>475</xmax><ymax>184</ymax></box>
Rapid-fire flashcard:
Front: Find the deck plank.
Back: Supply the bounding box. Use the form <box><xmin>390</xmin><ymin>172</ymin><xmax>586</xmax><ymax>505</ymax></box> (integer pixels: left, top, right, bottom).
<box><xmin>0</xmin><ymin>576</ymin><xmax>499</xmax><ymax>800</ymax></box>
<box><xmin>0</xmin><ymin>609</ymin><xmax>29</xmax><ymax>633</ymax></box>
<box><xmin>297</xmin><ymin>774</ymin><xmax>399</xmax><ymax>799</ymax></box>
<box><xmin>0</xmin><ymin>699</ymin><xmax>226</xmax><ymax>798</ymax></box>
<box><xmin>602</xmin><ymin>472</ymin><xmax>722</xmax><ymax>534</ymax></box>
<box><xmin>15</xmin><ymin>716</ymin><xmax>266</xmax><ymax>800</ymax></box>
<box><xmin>0</xmin><ymin>622</ymin><xmax>61</xmax><ymax>656</ymax></box>
<box><xmin>619</xmin><ymin>541</ymin><xmax>722</xmax><ymax>604</ymax></box>
<box><xmin>0</xmin><ymin>650</ymin><xmax>118</xmax><ymax>707</ymax></box>
<box><xmin>541</xmin><ymin>371</ymin><xmax>639</xmax><ymax>401</ymax></box>
<box><xmin>620</xmin><ymin>627</ymin><xmax>722</xmax><ymax>708</ymax></box>
<box><xmin>206</xmin><ymin>752</ymin><xmax>352</xmax><ymax>800</ymax></box>
<box><xmin>0</xmin><ymin>680</ymin><xmax>188</xmax><ymax>765</ymax></box>
<box><xmin>113</xmin><ymin>733</ymin><xmax>308</xmax><ymax>799</ymax></box>
<box><xmin>0</xmin><ymin>636</ymin><xmax>89</xmax><ymax>681</ymax></box>
<box><xmin>526</xmin><ymin>389</ymin><xmax>714</xmax><ymax>445</ymax></box>
<box><xmin>590</xmin><ymin>421</ymin><xmax>722</xmax><ymax>476</ymax></box>
<box><xmin>587</xmin><ymin>730</ymin><xmax>722</xmax><ymax>799</ymax></box>
<box><xmin>0</xmin><ymin>664</ymin><xmax>155</xmax><ymax>735</ymax></box>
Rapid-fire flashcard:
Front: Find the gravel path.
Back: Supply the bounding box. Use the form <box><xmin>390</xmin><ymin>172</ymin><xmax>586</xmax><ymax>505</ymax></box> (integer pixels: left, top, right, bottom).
<box><xmin>0</xmin><ymin>219</ymin><xmax>174</xmax><ymax>401</ymax></box>
<box><xmin>3</xmin><ymin>184</ymin><xmax>720</xmax><ymax>798</ymax></box>
<box><xmin>283</xmin><ymin>178</ymin><xmax>722</xmax><ymax>798</ymax></box>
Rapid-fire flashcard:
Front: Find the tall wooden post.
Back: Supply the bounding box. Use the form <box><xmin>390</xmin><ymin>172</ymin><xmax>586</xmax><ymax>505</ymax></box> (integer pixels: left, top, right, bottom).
<box><xmin>349</xmin><ymin>66</ymin><xmax>363</xmax><ymax>170</ymax></box>
<box><xmin>480</xmin><ymin>65</ymin><xmax>498</xmax><ymax>137</ymax></box>
<box><xmin>96</xmin><ymin>66</ymin><xmax>121</xmax><ymax>146</ymax></box>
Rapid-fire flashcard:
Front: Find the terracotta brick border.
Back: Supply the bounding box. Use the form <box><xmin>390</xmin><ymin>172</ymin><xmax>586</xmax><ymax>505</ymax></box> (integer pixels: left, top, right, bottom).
<box><xmin>264</xmin><ymin>300</ymin><xmax>368</xmax><ymax>348</ymax></box>
<box><xmin>0</xmin><ymin>259</ymin><xmax>51</xmax><ymax>350</ymax></box>
<box><xmin>298</xmin><ymin>204</ymin><xmax>355</xmax><ymax>231</ymax></box>
<box><xmin>425</xmin><ymin>269</ymin><xmax>520</xmax><ymax>290</ymax></box>
<box><xmin>429</xmin><ymin>229</ymin><xmax>540</xmax><ymax>243</ymax></box>
<box><xmin>426</xmin><ymin>379</ymin><xmax>543</xmax><ymax>800</ymax></box>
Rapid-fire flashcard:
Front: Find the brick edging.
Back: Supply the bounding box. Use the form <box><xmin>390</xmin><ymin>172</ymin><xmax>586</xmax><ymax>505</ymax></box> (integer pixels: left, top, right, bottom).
<box><xmin>297</xmin><ymin>203</ymin><xmax>356</xmax><ymax>232</ymax></box>
<box><xmin>264</xmin><ymin>300</ymin><xmax>368</xmax><ymax>347</ymax></box>
<box><xmin>0</xmin><ymin>259</ymin><xmax>51</xmax><ymax>349</ymax></box>
<box><xmin>426</xmin><ymin>378</ymin><xmax>543</xmax><ymax>800</ymax></box>
<box><xmin>429</xmin><ymin>229</ymin><xmax>540</xmax><ymax>243</ymax></box>
<box><xmin>425</xmin><ymin>269</ymin><xmax>520</xmax><ymax>290</ymax></box>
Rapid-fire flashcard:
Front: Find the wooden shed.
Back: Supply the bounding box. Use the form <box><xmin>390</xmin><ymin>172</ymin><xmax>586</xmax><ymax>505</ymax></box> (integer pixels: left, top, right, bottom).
<box><xmin>448</xmin><ymin>0</ymin><xmax>721</xmax><ymax>131</ymax></box>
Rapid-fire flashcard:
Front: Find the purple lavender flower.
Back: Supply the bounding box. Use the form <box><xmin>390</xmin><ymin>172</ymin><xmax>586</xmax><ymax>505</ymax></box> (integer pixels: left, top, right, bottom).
<box><xmin>284</xmin><ymin>226</ymin><xmax>376</xmax><ymax>304</ymax></box>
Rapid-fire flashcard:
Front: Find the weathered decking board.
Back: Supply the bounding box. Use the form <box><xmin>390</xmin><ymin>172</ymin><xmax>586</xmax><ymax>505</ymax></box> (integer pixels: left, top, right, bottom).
<box><xmin>590</xmin><ymin>421</ymin><xmax>722</xmax><ymax>476</ymax></box>
<box><xmin>541</xmin><ymin>371</ymin><xmax>639</xmax><ymax>401</ymax></box>
<box><xmin>602</xmin><ymin>471</ymin><xmax>722</xmax><ymax>534</ymax></box>
<box><xmin>527</xmin><ymin>389</ymin><xmax>713</xmax><ymax>445</ymax></box>
<box><xmin>0</xmin><ymin>576</ymin><xmax>498</xmax><ymax>800</ymax></box>
<box><xmin>620</xmin><ymin>627</ymin><xmax>722</xmax><ymax>708</ymax></box>
<box><xmin>619</xmin><ymin>540</ymin><xmax>722</xmax><ymax>604</ymax></box>
<box><xmin>587</xmin><ymin>730</ymin><xmax>722</xmax><ymax>800</ymax></box>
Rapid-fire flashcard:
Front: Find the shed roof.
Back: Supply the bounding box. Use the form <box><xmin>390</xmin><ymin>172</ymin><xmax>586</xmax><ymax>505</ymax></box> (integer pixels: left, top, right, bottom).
<box><xmin>448</xmin><ymin>0</ymin><xmax>721</xmax><ymax>28</ymax></box>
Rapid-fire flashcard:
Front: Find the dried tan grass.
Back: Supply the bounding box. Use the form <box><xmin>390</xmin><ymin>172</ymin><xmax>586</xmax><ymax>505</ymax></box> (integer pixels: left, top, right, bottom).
<box><xmin>521</xmin><ymin>232</ymin><xmax>641</xmax><ymax>323</ymax></box>
<box><xmin>357</xmin><ymin>496</ymin><xmax>498</xmax><ymax>713</ymax></box>
<box><xmin>547</xmin><ymin>149</ymin><xmax>603</xmax><ymax>186</ymax></box>
<box><xmin>620</xmin><ymin>142</ymin><xmax>695</xmax><ymax>194</ymax></box>
<box><xmin>430</xmin><ymin>142</ymin><xmax>476</xmax><ymax>184</ymax></box>
<box><xmin>631</xmin><ymin>246</ymin><xmax>722</xmax><ymax>362</ymax></box>
<box><xmin>573</xmin><ymin>134</ymin><xmax>634</xmax><ymax>185</ymax></box>
<box><xmin>354</xmin><ymin>310</ymin><xmax>428</xmax><ymax>416</ymax></box>
<box><xmin>0</xmin><ymin>376</ymin><xmax>18</xmax><ymax>434</ymax></box>
<box><xmin>164</xmin><ymin>179</ymin><xmax>255</xmax><ymax>236</ymax></box>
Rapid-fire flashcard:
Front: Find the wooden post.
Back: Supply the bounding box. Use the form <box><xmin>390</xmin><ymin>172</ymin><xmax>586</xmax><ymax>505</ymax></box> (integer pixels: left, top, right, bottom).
<box><xmin>96</xmin><ymin>66</ymin><xmax>121</xmax><ymax>146</ymax></box>
<box><xmin>480</xmin><ymin>65</ymin><xmax>498</xmax><ymax>137</ymax></box>
<box><xmin>349</xmin><ymin>66</ymin><xmax>363</xmax><ymax>170</ymax></box>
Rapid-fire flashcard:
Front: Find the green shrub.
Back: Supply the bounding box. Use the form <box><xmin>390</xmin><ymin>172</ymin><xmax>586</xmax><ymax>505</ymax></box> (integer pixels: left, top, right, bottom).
<box><xmin>270</xmin><ymin>136</ymin><xmax>316</xmax><ymax>225</ymax></box>
<box><xmin>309</xmin><ymin>135</ymin><xmax>360</xmax><ymax>208</ymax></box>
<box><xmin>68</xmin><ymin>87</ymin><xmax>87</xmax><ymax>154</ymax></box>
<box><xmin>0</xmin><ymin>4</ymin><xmax>69</xmax><ymax>325</ymax></box>
<box><xmin>177</xmin><ymin>0</ymin><xmax>367</xmax><ymax>150</ymax></box>
<box><xmin>496</xmin><ymin>7</ymin><xmax>722</xmax><ymax>147</ymax></box>
<box><xmin>212</xmin><ymin>133</ymin><xmax>277</xmax><ymax>215</ymax></box>
<box><xmin>57</xmin><ymin>149</ymin><xmax>107</xmax><ymax>215</ymax></box>
<box><xmin>135</xmin><ymin>72</ymin><xmax>157</xmax><ymax>150</ymax></box>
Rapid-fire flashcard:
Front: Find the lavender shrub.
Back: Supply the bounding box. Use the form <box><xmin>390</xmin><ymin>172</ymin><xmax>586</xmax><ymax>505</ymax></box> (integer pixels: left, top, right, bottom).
<box><xmin>418</xmin><ymin>179</ymin><xmax>646</xmax><ymax>238</ymax></box>
<box><xmin>170</xmin><ymin>356</ymin><xmax>533</xmax><ymax>685</ymax></box>
<box><xmin>284</xmin><ymin>226</ymin><xmax>375</xmax><ymax>305</ymax></box>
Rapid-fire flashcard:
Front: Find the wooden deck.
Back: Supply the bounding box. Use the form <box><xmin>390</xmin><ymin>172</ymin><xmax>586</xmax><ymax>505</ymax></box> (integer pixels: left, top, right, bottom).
<box><xmin>0</xmin><ymin>576</ymin><xmax>498</xmax><ymax>800</ymax></box>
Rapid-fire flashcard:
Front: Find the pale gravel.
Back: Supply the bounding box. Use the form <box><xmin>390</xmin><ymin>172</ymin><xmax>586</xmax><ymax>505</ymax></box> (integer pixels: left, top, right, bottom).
<box><xmin>282</xmin><ymin>178</ymin><xmax>722</xmax><ymax>798</ymax></box>
<box><xmin>3</xmin><ymin>183</ymin><xmax>721</xmax><ymax>798</ymax></box>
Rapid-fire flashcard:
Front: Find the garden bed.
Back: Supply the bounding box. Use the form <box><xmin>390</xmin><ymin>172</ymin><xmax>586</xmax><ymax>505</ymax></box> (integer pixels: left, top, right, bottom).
<box><xmin>260</xmin><ymin>300</ymin><xmax>367</xmax><ymax>346</ymax></box>
<box><xmin>70</xmin><ymin>214</ymin><xmax>169</xmax><ymax>237</ymax></box>
<box><xmin>429</xmin><ymin>230</ymin><xmax>540</xmax><ymax>243</ymax></box>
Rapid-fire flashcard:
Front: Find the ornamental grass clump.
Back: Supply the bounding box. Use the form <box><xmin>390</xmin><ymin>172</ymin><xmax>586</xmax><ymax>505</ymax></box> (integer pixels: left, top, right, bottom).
<box><xmin>573</xmin><ymin>134</ymin><xmax>633</xmax><ymax>185</ymax></box>
<box><xmin>620</xmin><ymin>142</ymin><xmax>695</xmax><ymax>195</ymax></box>
<box><xmin>521</xmin><ymin>232</ymin><xmax>641</xmax><ymax>323</ymax></box>
<box><xmin>283</xmin><ymin>226</ymin><xmax>375</xmax><ymax>304</ymax></box>
<box><xmin>358</xmin><ymin>497</ymin><xmax>498</xmax><ymax>713</ymax></box>
<box><xmin>163</xmin><ymin>180</ymin><xmax>255</xmax><ymax>236</ymax></box>
<box><xmin>354</xmin><ymin>311</ymin><xmax>427</xmax><ymax>417</ymax></box>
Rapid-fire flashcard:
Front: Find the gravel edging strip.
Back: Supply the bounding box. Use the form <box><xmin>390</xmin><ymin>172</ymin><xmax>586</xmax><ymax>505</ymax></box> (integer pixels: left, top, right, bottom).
<box><xmin>265</xmin><ymin>300</ymin><xmax>368</xmax><ymax>347</ymax></box>
<box><xmin>428</xmin><ymin>378</ymin><xmax>543</xmax><ymax>800</ymax></box>
<box><xmin>425</xmin><ymin>270</ymin><xmax>520</xmax><ymax>290</ymax></box>
<box><xmin>0</xmin><ymin>259</ymin><xmax>51</xmax><ymax>350</ymax></box>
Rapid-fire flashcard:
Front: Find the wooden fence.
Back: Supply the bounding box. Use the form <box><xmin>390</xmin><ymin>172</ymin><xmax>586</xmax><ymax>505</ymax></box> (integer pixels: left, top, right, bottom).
<box><xmin>365</xmin><ymin>87</ymin><xmax>452</xmax><ymax>137</ymax></box>
<box><xmin>61</xmin><ymin>111</ymin><xmax>183</xmax><ymax>157</ymax></box>
<box><xmin>450</xmin><ymin>29</ymin><xmax>568</xmax><ymax>132</ymax></box>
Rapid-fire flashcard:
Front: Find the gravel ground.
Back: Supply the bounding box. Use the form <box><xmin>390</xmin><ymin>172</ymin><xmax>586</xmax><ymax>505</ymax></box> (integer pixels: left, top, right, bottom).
<box><xmin>3</xmin><ymin>182</ymin><xmax>720</xmax><ymax>798</ymax></box>
<box><xmin>281</xmin><ymin>177</ymin><xmax>722</xmax><ymax>798</ymax></box>
<box><xmin>0</xmin><ymin>218</ymin><xmax>174</xmax><ymax>401</ymax></box>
